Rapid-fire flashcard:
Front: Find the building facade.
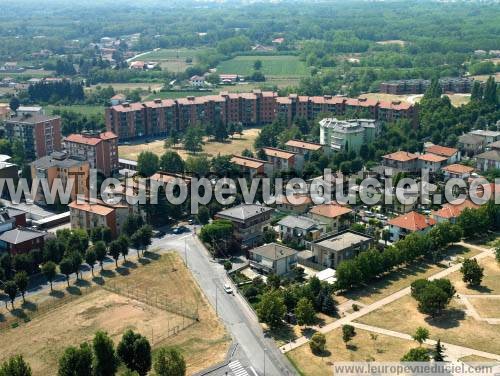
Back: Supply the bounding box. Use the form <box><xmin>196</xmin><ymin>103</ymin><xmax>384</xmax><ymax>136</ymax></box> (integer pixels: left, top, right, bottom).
<box><xmin>2</xmin><ymin>114</ymin><xmax>62</xmax><ymax>160</ymax></box>
<box><xmin>105</xmin><ymin>91</ymin><xmax>416</xmax><ymax>141</ymax></box>
<box><xmin>64</xmin><ymin>131</ymin><xmax>119</xmax><ymax>177</ymax></box>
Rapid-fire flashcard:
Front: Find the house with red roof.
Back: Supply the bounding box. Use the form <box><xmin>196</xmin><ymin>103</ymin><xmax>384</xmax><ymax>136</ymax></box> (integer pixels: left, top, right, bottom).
<box><xmin>432</xmin><ymin>199</ymin><xmax>479</xmax><ymax>224</ymax></box>
<box><xmin>441</xmin><ymin>164</ymin><xmax>475</xmax><ymax>180</ymax></box>
<box><xmin>309</xmin><ymin>203</ymin><xmax>353</xmax><ymax>233</ymax></box>
<box><xmin>381</xmin><ymin>151</ymin><xmax>419</xmax><ymax>173</ymax></box>
<box><xmin>418</xmin><ymin>153</ymin><xmax>448</xmax><ymax>172</ymax></box>
<box><xmin>424</xmin><ymin>144</ymin><xmax>461</xmax><ymax>164</ymax></box>
<box><xmin>388</xmin><ymin>211</ymin><xmax>436</xmax><ymax>242</ymax></box>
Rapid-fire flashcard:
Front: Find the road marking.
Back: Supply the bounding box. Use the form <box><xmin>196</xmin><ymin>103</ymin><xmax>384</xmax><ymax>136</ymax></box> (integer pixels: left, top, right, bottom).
<box><xmin>228</xmin><ymin>360</ymin><xmax>249</xmax><ymax>376</ymax></box>
<box><xmin>249</xmin><ymin>366</ymin><xmax>259</xmax><ymax>376</ymax></box>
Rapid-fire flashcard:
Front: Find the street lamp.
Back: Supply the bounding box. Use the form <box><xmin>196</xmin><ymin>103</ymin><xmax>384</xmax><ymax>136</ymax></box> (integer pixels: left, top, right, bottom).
<box><xmin>263</xmin><ymin>347</ymin><xmax>267</xmax><ymax>376</ymax></box>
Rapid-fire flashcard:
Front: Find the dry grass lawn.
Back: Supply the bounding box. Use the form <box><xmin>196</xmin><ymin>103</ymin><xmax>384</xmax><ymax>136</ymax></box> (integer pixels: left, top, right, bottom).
<box><xmin>287</xmin><ymin>327</ymin><xmax>425</xmax><ymax>375</ymax></box>
<box><xmin>119</xmin><ymin>127</ymin><xmax>260</xmax><ymax>161</ymax></box>
<box><xmin>0</xmin><ymin>253</ymin><xmax>230</xmax><ymax>375</ymax></box>
<box><xmin>447</xmin><ymin>255</ymin><xmax>500</xmax><ymax>295</ymax></box>
<box><xmin>459</xmin><ymin>354</ymin><xmax>498</xmax><ymax>363</ymax></box>
<box><xmin>342</xmin><ymin>245</ymin><xmax>479</xmax><ymax>305</ymax></box>
<box><xmin>356</xmin><ymin>295</ymin><xmax>500</xmax><ymax>355</ymax></box>
<box><xmin>468</xmin><ymin>297</ymin><xmax>500</xmax><ymax>318</ymax></box>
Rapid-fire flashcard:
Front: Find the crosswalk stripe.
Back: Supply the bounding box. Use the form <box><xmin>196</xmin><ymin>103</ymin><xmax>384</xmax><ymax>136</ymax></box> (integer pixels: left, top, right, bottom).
<box><xmin>228</xmin><ymin>360</ymin><xmax>249</xmax><ymax>376</ymax></box>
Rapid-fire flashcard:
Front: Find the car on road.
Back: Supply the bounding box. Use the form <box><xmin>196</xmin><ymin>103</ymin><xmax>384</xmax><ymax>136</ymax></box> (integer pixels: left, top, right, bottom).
<box><xmin>223</xmin><ymin>283</ymin><xmax>233</xmax><ymax>294</ymax></box>
<box><xmin>153</xmin><ymin>230</ymin><xmax>166</xmax><ymax>238</ymax></box>
<box><xmin>173</xmin><ymin>225</ymin><xmax>189</xmax><ymax>234</ymax></box>
<box><xmin>188</xmin><ymin>219</ymin><xmax>194</xmax><ymax>225</ymax></box>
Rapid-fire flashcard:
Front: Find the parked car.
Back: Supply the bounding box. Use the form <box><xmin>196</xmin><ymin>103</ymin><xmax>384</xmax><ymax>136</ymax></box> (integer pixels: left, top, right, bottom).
<box><xmin>223</xmin><ymin>283</ymin><xmax>233</xmax><ymax>294</ymax></box>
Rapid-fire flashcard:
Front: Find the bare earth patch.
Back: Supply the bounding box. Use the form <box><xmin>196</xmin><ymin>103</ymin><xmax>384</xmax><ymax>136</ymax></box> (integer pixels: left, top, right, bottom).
<box><xmin>468</xmin><ymin>297</ymin><xmax>500</xmax><ymax>318</ymax></box>
<box><xmin>118</xmin><ymin>127</ymin><xmax>260</xmax><ymax>161</ymax></box>
<box><xmin>0</xmin><ymin>253</ymin><xmax>230</xmax><ymax>375</ymax></box>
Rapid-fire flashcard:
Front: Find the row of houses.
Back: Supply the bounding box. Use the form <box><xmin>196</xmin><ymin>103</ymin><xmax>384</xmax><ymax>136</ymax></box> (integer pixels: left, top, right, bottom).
<box><xmin>105</xmin><ymin>91</ymin><xmax>416</xmax><ymax>141</ymax></box>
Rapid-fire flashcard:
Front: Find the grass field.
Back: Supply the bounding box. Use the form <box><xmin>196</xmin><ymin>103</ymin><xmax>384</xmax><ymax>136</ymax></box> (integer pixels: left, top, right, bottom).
<box><xmin>0</xmin><ymin>252</ymin><xmax>230</xmax><ymax>375</ymax></box>
<box><xmin>216</xmin><ymin>55</ymin><xmax>308</xmax><ymax>76</ymax></box>
<box><xmin>118</xmin><ymin>127</ymin><xmax>260</xmax><ymax>161</ymax></box>
<box><xmin>471</xmin><ymin>72</ymin><xmax>500</xmax><ymax>82</ymax></box>
<box><xmin>342</xmin><ymin>245</ymin><xmax>479</xmax><ymax>305</ymax></box>
<box><xmin>287</xmin><ymin>327</ymin><xmax>424</xmax><ymax>375</ymax></box>
<box><xmin>45</xmin><ymin>104</ymin><xmax>105</xmax><ymax>117</ymax></box>
<box><xmin>469</xmin><ymin>297</ymin><xmax>500</xmax><ymax>318</ymax></box>
<box><xmin>144</xmin><ymin>90</ymin><xmax>215</xmax><ymax>100</ymax></box>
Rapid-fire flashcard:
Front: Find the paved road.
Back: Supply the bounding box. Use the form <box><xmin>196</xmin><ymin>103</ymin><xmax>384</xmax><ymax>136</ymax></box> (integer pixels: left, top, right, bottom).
<box><xmin>281</xmin><ymin>243</ymin><xmax>495</xmax><ymax>353</ymax></box>
<box><xmin>152</xmin><ymin>229</ymin><xmax>297</xmax><ymax>376</ymax></box>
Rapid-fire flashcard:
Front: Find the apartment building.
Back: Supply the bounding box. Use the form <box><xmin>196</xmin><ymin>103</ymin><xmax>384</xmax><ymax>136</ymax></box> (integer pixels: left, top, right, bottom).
<box><xmin>319</xmin><ymin>118</ymin><xmax>378</xmax><ymax>153</ymax></box>
<box><xmin>230</xmin><ymin>155</ymin><xmax>273</xmax><ymax>178</ymax></box>
<box><xmin>2</xmin><ymin>114</ymin><xmax>62</xmax><ymax>160</ymax></box>
<box><xmin>381</xmin><ymin>151</ymin><xmax>419</xmax><ymax>173</ymax></box>
<box><xmin>31</xmin><ymin>151</ymin><xmax>90</xmax><ymax>205</ymax></box>
<box><xmin>261</xmin><ymin>147</ymin><xmax>304</xmax><ymax>173</ymax></box>
<box><xmin>379</xmin><ymin>77</ymin><xmax>473</xmax><ymax>94</ymax></box>
<box><xmin>214</xmin><ymin>204</ymin><xmax>273</xmax><ymax>247</ymax></box>
<box><xmin>284</xmin><ymin>139</ymin><xmax>323</xmax><ymax>158</ymax></box>
<box><xmin>64</xmin><ymin>131</ymin><xmax>119</xmax><ymax>176</ymax></box>
<box><xmin>105</xmin><ymin>92</ymin><xmax>416</xmax><ymax>141</ymax></box>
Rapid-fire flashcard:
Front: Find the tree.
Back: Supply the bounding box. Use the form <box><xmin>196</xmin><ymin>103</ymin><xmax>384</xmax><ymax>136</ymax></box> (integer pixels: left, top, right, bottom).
<box><xmin>14</xmin><ymin>272</ymin><xmax>28</xmax><ymax>303</ymax></box>
<box><xmin>309</xmin><ymin>332</ymin><xmax>326</xmax><ymax>355</ymax></box>
<box><xmin>117</xmin><ymin>330</ymin><xmax>152</xmax><ymax>376</ymax></box>
<box><xmin>58</xmin><ymin>343</ymin><xmax>93</xmax><ymax>376</ymax></box>
<box><xmin>9</xmin><ymin>97</ymin><xmax>20</xmax><ymax>114</ymax></box>
<box><xmin>153</xmin><ymin>348</ymin><xmax>186</xmax><ymax>376</ymax></box>
<box><xmin>183</xmin><ymin>126</ymin><xmax>203</xmax><ymax>153</ymax></box>
<box><xmin>267</xmin><ymin>273</ymin><xmax>281</xmax><ymax>290</ymax></box>
<box><xmin>483</xmin><ymin>76</ymin><xmax>498</xmax><ymax>106</ymax></box>
<box><xmin>342</xmin><ymin>324</ymin><xmax>356</xmax><ymax>347</ymax></box>
<box><xmin>93</xmin><ymin>241</ymin><xmax>107</xmax><ymax>270</ymax></box>
<box><xmin>256</xmin><ymin>290</ymin><xmax>286</xmax><ymax>329</ymax></box>
<box><xmin>92</xmin><ymin>331</ymin><xmax>118</xmax><ymax>376</ymax></box>
<box><xmin>496</xmin><ymin>245</ymin><xmax>500</xmax><ymax>263</ymax></box>
<box><xmin>71</xmin><ymin>252</ymin><xmax>83</xmax><ymax>280</ymax></box>
<box><xmin>321</xmin><ymin>293</ymin><xmax>336</xmax><ymax>315</ymax></box>
<box><xmin>433</xmin><ymin>339</ymin><xmax>445</xmax><ymax>361</ymax></box>
<box><xmin>137</xmin><ymin>225</ymin><xmax>153</xmax><ymax>255</ymax></box>
<box><xmin>108</xmin><ymin>240</ymin><xmax>121</xmax><ymax>268</ymax></box>
<box><xmin>412</xmin><ymin>327</ymin><xmax>429</xmax><ymax>346</ymax></box>
<box><xmin>254</xmin><ymin>59</ymin><xmax>262</xmax><ymax>70</ymax></box>
<box><xmin>4</xmin><ymin>281</ymin><xmax>17</xmax><ymax>309</ymax></box>
<box><xmin>401</xmin><ymin>347</ymin><xmax>430</xmax><ymax>361</ymax></box>
<box><xmin>130</xmin><ymin>232</ymin><xmax>142</xmax><ymax>258</ymax></box>
<box><xmin>118</xmin><ymin>235</ymin><xmax>130</xmax><ymax>262</ymax></box>
<box><xmin>160</xmin><ymin>151</ymin><xmax>184</xmax><ymax>174</ymax></box>
<box><xmin>196</xmin><ymin>206</ymin><xmax>210</xmax><ymax>225</ymax></box>
<box><xmin>123</xmin><ymin>215</ymin><xmax>144</xmax><ymax>237</ymax></box>
<box><xmin>59</xmin><ymin>258</ymin><xmax>73</xmax><ymax>287</ymax></box>
<box><xmin>0</xmin><ymin>355</ymin><xmax>32</xmax><ymax>376</ymax></box>
<box><xmin>85</xmin><ymin>249</ymin><xmax>97</xmax><ymax>277</ymax></box>
<box><xmin>295</xmin><ymin>298</ymin><xmax>316</xmax><ymax>327</ymax></box>
<box><xmin>41</xmin><ymin>262</ymin><xmax>57</xmax><ymax>292</ymax></box>
<box><xmin>411</xmin><ymin>279</ymin><xmax>455</xmax><ymax>317</ymax></box>
<box><xmin>223</xmin><ymin>260</ymin><xmax>232</xmax><ymax>272</ymax></box>
<box><xmin>460</xmin><ymin>258</ymin><xmax>484</xmax><ymax>286</ymax></box>
<box><xmin>137</xmin><ymin>151</ymin><xmax>159</xmax><ymax>177</ymax></box>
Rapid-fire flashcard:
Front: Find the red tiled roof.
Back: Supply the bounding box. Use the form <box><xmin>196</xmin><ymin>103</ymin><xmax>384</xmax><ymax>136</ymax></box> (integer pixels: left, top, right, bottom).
<box><xmin>310</xmin><ymin>203</ymin><xmax>352</xmax><ymax>218</ymax></box>
<box><xmin>262</xmin><ymin>147</ymin><xmax>295</xmax><ymax>160</ymax></box>
<box><xmin>65</xmin><ymin>131</ymin><xmax>117</xmax><ymax>146</ymax></box>
<box><xmin>285</xmin><ymin>139</ymin><xmax>323</xmax><ymax>151</ymax></box>
<box><xmin>433</xmin><ymin>200</ymin><xmax>479</xmax><ymax>219</ymax></box>
<box><xmin>425</xmin><ymin>145</ymin><xmax>458</xmax><ymax>157</ymax></box>
<box><xmin>382</xmin><ymin>151</ymin><xmax>418</xmax><ymax>162</ymax></box>
<box><xmin>69</xmin><ymin>201</ymin><xmax>114</xmax><ymax>216</ymax></box>
<box><xmin>441</xmin><ymin>164</ymin><xmax>474</xmax><ymax>174</ymax></box>
<box><xmin>378</xmin><ymin>100</ymin><xmax>412</xmax><ymax>111</ymax></box>
<box><xmin>230</xmin><ymin>155</ymin><xmax>266</xmax><ymax>169</ymax></box>
<box><xmin>388</xmin><ymin>211</ymin><xmax>436</xmax><ymax>231</ymax></box>
<box><xmin>418</xmin><ymin>153</ymin><xmax>448</xmax><ymax>163</ymax></box>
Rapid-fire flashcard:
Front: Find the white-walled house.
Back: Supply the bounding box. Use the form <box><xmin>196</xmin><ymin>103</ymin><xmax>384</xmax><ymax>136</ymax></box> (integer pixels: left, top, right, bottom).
<box><xmin>387</xmin><ymin>211</ymin><xmax>436</xmax><ymax>242</ymax></box>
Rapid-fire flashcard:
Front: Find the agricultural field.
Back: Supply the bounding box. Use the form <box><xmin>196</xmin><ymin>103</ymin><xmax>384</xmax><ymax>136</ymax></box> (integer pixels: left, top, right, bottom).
<box><xmin>0</xmin><ymin>252</ymin><xmax>230</xmax><ymax>375</ymax></box>
<box><xmin>471</xmin><ymin>72</ymin><xmax>500</xmax><ymax>82</ymax></box>
<box><xmin>87</xmin><ymin>82</ymin><xmax>164</xmax><ymax>92</ymax></box>
<box><xmin>118</xmin><ymin>127</ymin><xmax>260</xmax><ymax>161</ymax></box>
<box><xmin>144</xmin><ymin>90</ymin><xmax>215</xmax><ymax>101</ymax></box>
<box><xmin>287</xmin><ymin>327</ymin><xmax>424</xmax><ymax>376</ymax></box>
<box><xmin>130</xmin><ymin>48</ymin><xmax>209</xmax><ymax>73</ymax></box>
<box><xmin>216</xmin><ymin>55</ymin><xmax>308</xmax><ymax>77</ymax></box>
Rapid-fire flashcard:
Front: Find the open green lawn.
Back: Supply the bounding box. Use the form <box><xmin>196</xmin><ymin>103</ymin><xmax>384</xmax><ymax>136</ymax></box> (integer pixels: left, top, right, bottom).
<box><xmin>46</xmin><ymin>104</ymin><xmax>105</xmax><ymax>117</ymax></box>
<box><xmin>217</xmin><ymin>55</ymin><xmax>308</xmax><ymax>76</ymax></box>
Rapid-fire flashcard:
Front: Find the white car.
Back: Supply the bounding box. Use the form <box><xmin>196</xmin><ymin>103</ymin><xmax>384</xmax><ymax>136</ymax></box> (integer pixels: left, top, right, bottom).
<box><xmin>223</xmin><ymin>283</ymin><xmax>233</xmax><ymax>294</ymax></box>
